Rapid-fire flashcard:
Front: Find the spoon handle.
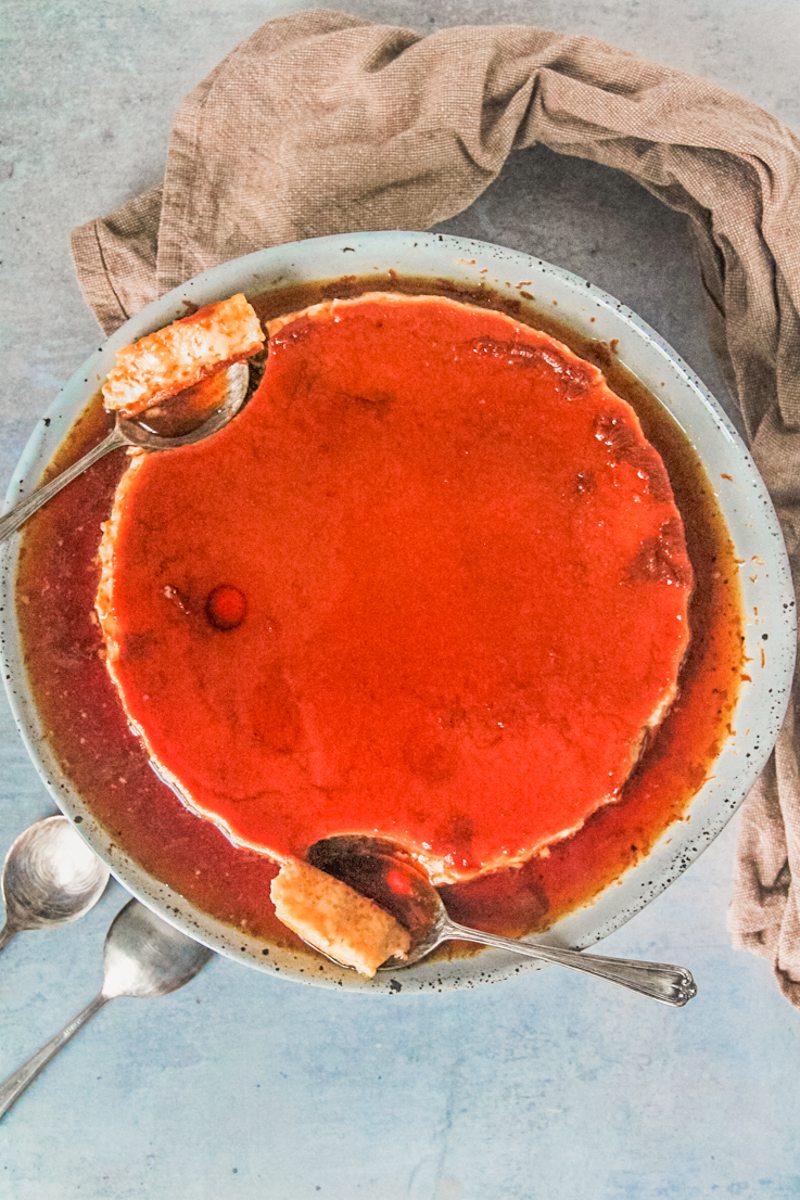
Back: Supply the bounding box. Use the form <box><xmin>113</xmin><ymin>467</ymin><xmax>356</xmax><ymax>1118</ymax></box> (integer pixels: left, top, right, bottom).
<box><xmin>0</xmin><ymin>428</ymin><xmax>124</xmax><ymax>544</ymax></box>
<box><xmin>0</xmin><ymin>924</ymin><xmax>16</xmax><ymax>953</ymax></box>
<box><xmin>445</xmin><ymin>922</ymin><xmax>697</xmax><ymax>1006</ymax></box>
<box><xmin>0</xmin><ymin>992</ymin><xmax>108</xmax><ymax>1119</ymax></box>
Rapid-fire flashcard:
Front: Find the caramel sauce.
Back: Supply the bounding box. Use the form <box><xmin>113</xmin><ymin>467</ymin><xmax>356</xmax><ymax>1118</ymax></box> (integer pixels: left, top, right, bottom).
<box><xmin>14</xmin><ymin>276</ymin><xmax>743</xmax><ymax>958</ymax></box>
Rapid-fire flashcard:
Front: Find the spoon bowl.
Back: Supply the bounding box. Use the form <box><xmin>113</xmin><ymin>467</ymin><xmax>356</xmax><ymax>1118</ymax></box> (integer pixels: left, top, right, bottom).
<box><xmin>0</xmin><ymin>815</ymin><xmax>109</xmax><ymax>950</ymax></box>
<box><xmin>307</xmin><ymin>835</ymin><xmax>443</xmax><ymax>966</ymax></box>
<box><xmin>101</xmin><ymin>897</ymin><xmax>214</xmax><ymax>1000</ymax></box>
<box><xmin>114</xmin><ymin>360</ymin><xmax>251</xmax><ymax>450</ymax></box>
<box><xmin>308</xmin><ymin>835</ymin><xmax>697</xmax><ymax>1005</ymax></box>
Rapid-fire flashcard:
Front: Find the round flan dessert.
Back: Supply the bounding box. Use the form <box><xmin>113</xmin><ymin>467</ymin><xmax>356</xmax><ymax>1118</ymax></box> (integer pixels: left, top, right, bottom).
<box><xmin>96</xmin><ymin>292</ymin><xmax>693</xmax><ymax>888</ymax></box>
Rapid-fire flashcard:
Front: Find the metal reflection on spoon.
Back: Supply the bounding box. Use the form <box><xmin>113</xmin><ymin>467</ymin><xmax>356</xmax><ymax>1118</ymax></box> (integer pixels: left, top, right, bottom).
<box><xmin>0</xmin><ymin>815</ymin><xmax>109</xmax><ymax>952</ymax></box>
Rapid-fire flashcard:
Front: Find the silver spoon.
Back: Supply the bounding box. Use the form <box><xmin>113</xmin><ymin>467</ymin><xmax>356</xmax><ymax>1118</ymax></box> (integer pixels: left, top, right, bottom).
<box><xmin>0</xmin><ymin>815</ymin><xmax>109</xmax><ymax>952</ymax></box>
<box><xmin>0</xmin><ymin>898</ymin><xmax>213</xmax><ymax>1120</ymax></box>
<box><xmin>0</xmin><ymin>361</ymin><xmax>250</xmax><ymax>544</ymax></box>
<box><xmin>308</xmin><ymin>837</ymin><xmax>697</xmax><ymax>1006</ymax></box>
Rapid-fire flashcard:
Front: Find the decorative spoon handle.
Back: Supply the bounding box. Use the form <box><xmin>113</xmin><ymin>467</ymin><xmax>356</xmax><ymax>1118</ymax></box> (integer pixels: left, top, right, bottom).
<box><xmin>0</xmin><ymin>429</ymin><xmax>124</xmax><ymax>544</ymax></box>
<box><xmin>446</xmin><ymin>921</ymin><xmax>697</xmax><ymax>1006</ymax></box>
<box><xmin>0</xmin><ymin>992</ymin><xmax>108</xmax><ymax>1119</ymax></box>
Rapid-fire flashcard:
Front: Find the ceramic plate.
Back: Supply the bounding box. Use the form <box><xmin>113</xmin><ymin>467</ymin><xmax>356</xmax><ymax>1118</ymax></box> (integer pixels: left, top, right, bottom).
<box><xmin>1</xmin><ymin>232</ymin><xmax>794</xmax><ymax>993</ymax></box>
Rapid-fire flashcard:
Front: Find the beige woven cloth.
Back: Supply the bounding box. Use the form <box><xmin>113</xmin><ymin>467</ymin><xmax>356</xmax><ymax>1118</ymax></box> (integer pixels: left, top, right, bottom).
<box><xmin>71</xmin><ymin>9</ymin><xmax>800</xmax><ymax>1006</ymax></box>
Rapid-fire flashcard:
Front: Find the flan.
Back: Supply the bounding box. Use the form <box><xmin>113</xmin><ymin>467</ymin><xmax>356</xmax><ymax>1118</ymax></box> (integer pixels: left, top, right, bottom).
<box><xmin>96</xmin><ymin>292</ymin><xmax>693</xmax><ymax>884</ymax></box>
<box><xmin>102</xmin><ymin>293</ymin><xmax>264</xmax><ymax>417</ymax></box>
<box><xmin>269</xmin><ymin>859</ymin><xmax>411</xmax><ymax>976</ymax></box>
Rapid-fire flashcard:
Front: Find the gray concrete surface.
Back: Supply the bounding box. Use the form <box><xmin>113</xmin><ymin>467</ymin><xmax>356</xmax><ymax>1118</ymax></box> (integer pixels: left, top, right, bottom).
<box><xmin>1</xmin><ymin>4</ymin><xmax>799</xmax><ymax>1199</ymax></box>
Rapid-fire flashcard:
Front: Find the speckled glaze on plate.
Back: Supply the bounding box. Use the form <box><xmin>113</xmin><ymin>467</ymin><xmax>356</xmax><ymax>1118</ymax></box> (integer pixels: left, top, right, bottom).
<box><xmin>1</xmin><ymin>232</ymin><xmax>794</xmax><ymax>994</ymax></box>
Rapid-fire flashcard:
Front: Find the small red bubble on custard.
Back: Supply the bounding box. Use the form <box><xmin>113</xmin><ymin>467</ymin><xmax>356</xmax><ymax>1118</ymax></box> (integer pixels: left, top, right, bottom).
<box><xmin>205</xmin><ymin>584</ymin><xmax>247</xmax><ymax>631</ymax></box>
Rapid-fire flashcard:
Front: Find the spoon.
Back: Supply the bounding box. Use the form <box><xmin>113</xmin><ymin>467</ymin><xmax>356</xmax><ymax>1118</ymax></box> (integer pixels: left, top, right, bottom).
<box><xmin>0</xmin><ymin>898</ymin><xmax>213</xmax><ymax>1120</ymax></box>
<box><xmin>0</xmin><ymin>815</ymin><xmax>109</xmax><ymax>952</ymax></box>
<box><xmin>308</xmin><ymin>837</ymin><xmax>697</xmax><ymax>1006</ymax></box>
<box><xmin>0</xmin><ymin>361</ymin><xmax>250</xmax><ymax>544</ymax></box>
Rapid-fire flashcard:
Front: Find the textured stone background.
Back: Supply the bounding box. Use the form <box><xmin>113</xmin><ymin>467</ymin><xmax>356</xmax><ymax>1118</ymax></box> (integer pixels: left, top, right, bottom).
<box><xmin>2</xmin><ymin>3</ymin><xmax>799</xmax><ymax>1198</ymax></box>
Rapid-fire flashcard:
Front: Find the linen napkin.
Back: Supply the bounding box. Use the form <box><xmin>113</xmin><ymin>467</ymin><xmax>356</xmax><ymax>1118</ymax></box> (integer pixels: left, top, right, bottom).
<box><xmin>70</xmin><ymin>9</ymin><xmax>800</xmax><ymax>1007</ymax></box>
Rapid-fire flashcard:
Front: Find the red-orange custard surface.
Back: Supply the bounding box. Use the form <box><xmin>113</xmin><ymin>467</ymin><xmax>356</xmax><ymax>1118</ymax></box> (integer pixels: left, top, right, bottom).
<box><xmin>95</xmin><ymin>293</ymin><xmax>693</xmax><ymax>885</ymax></box>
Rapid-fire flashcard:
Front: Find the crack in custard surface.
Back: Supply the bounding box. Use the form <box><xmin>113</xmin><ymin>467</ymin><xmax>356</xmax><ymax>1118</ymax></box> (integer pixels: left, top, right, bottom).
<box><xmin>16</xmin><ymin>280</ymin><xmax>743</xmax><ymax>953</ymax></box>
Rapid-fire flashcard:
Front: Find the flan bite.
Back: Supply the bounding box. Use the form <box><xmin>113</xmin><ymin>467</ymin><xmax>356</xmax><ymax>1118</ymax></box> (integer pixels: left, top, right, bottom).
<box><xmin>270</xmin><ymin>859</ymin><xmax>411</xmax><ymax>976</ymax></box>
<box><xmin>102</xmin><ymin>293</ymin><xmax>264</xmax><ymax>417</ymax></box>
<box><xmin>96</xmin><ymin>292</ymin><xmax>693</xmax><ymax>886</ymax></box>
